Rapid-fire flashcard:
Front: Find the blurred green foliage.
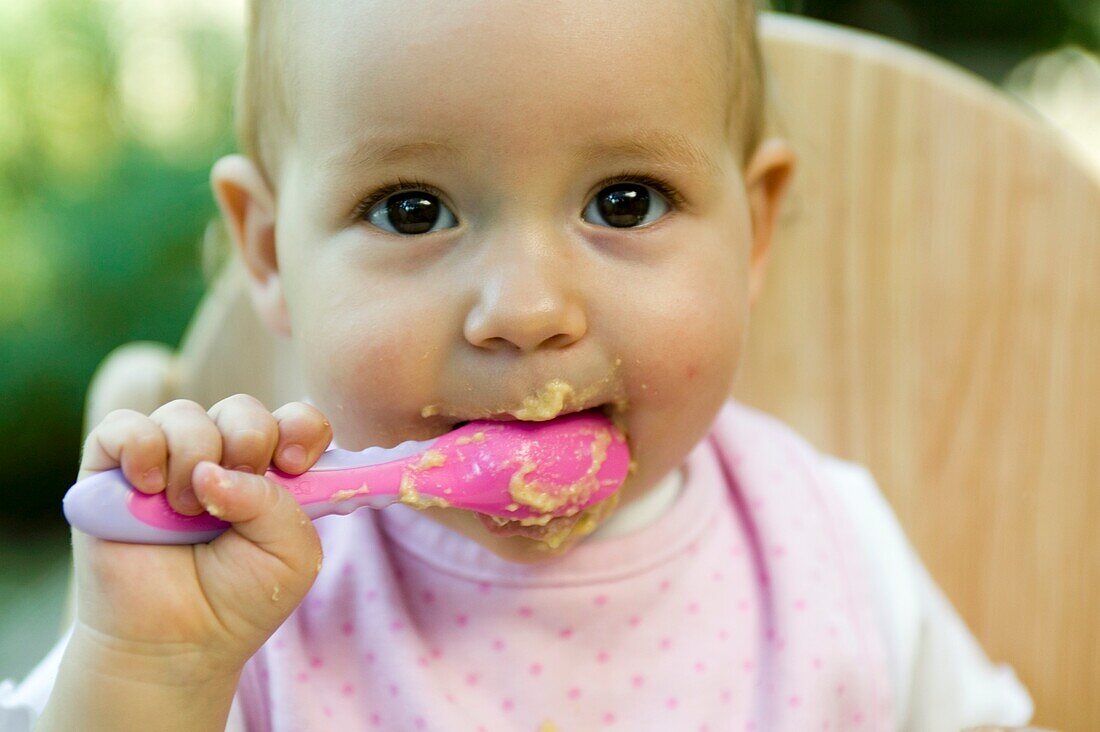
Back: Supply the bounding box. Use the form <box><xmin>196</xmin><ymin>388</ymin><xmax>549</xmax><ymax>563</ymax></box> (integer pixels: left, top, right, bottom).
<box><xmin>0</xmin><ymin>0</ymin><xmax>239</xmax><ymax>531</ymax></box>
<box><xmin>772</xmin><ymin>0</ymin><xmax>1098</xmax><ymax>79</ymax></box>
<box><xmin>1</xmin><ymin>0</ymin><xmax>1096</xmax><ymax>532</ymax></box>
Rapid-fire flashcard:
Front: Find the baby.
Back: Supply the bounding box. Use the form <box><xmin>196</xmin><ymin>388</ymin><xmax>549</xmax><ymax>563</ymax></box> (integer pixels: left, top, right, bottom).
<box><xmin>3</xmin><ymin>0</ymin><xmax>1037</xmax><ymax>730</ymax></box>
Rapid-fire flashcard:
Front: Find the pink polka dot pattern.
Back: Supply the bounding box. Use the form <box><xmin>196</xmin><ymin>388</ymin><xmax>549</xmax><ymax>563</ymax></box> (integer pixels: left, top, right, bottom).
<box><xmin>234</xmin><ymin>400</ymin><xmax>894</xmax><ymax>730</ymax></box>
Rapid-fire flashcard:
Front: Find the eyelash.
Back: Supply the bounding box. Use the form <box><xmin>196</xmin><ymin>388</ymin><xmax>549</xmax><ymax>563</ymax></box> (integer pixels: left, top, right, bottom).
<box><xmin>598</xmin><ymin>169</ymin><xmax>687</xmax><ymax>210</ymax></box>
<box><xmin>351</xmin><ymin>170</ymin><xmax>687</xmax><ymax>222</ymax></box>
<box><xmin>352</xmin><ymin>177</ymin><xmax>443</xmax><ymax>220</ymax></box>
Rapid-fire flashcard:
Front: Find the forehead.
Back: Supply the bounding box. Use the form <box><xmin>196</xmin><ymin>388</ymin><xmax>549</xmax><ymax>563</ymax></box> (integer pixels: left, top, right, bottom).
<box><xmin>287</xmin><ymin>0</ymin><xmax>734</xmax><ymax>174</ymax></box>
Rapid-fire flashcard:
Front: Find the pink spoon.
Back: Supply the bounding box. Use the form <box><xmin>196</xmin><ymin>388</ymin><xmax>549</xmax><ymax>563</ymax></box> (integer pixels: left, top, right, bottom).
<box><xmin>62</xmin><ymin>410</ymin><xmax>630</xmax><ymax>544</ymax></box>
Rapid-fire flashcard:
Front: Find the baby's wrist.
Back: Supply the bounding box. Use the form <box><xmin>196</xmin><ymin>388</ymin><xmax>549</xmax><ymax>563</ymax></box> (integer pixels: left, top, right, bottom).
<box><xmin>68</xmin><ymin>622</ymin><xmax>244</xmax><ymax>690</ymax></box>
<box><xmin>38</xmin><ymin>627</ymin><xmax>242</xmax><ymax>732</ymax></box>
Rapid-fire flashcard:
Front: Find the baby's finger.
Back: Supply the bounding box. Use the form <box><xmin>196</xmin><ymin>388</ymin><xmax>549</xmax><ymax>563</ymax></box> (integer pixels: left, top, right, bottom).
<box><xmin>270</xmin><ymin>402</ymin><xmax>333</xmax><ymax>475</ymax></box>
<box><xmin>149</xmin><ymin>399</ymin><xmax>222</xmax><ymax>516</ymax></box>
<box><xmin>208</xmin><ymin>394</ymin><xmax>279</xmax><ymax>476</ymax></box>
<box><xmin>79</xmin><ymin>409</ymin><xmax>167</xmax><ymax>493</ymax></box>
<box><xmin>191</xmin><ymin>461</ymin><xmax>322</xmax><ymax>579</ymax></box>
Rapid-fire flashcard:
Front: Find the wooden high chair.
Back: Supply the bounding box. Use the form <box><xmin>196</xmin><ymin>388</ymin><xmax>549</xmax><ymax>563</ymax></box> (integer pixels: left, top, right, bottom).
<box><xmin>64</xmin><ymin>13</ymin><xmax>1099</xmax><ymax>730</ymax></box>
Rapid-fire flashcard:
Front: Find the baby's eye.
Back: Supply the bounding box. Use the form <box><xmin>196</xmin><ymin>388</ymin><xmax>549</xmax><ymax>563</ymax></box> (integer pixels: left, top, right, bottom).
<box><xmin>365</xmin><ymin>190</ymin><xmax>458</xmax><ymax>236</ymax></box>
<box><xmin>582</xmin><ymin>181</ymin><xmax>671</xmax><ymax>229</ymax></box>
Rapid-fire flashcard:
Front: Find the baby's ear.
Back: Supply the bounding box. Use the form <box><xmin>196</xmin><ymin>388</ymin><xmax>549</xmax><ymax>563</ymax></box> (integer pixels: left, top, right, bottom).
<box><xmin>744</xmin><ymin>138</ymin><xmax>796</xmax><ymax>308</ymax></box>
<box><xmin>210</xmin><ymin>155</ymin><xmax>291</xmax><ymax>338</ymax></box>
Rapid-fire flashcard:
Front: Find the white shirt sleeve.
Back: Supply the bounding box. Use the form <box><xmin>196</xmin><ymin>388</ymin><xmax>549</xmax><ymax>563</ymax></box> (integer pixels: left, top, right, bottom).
<box><xmin>0</xmin><ymin>625</ymin><xmax>72</xmax><ymax>731</ymax></box>
<box><xmin>0</xmin><ymin>623</ymin><xmax>247</xmax><ymax>732</ymax></box>
<box><xmin>820</xmin><ymin>455</ymin><xmax>1035</xmax><ymax>731</ymax></box>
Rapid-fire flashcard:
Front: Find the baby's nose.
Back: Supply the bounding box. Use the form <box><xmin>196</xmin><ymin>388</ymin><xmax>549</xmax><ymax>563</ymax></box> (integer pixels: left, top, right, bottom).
<box><xmin>463</xmin><ymin>238</ymin><xmax>588</xmax><ymax>353</ymax></box>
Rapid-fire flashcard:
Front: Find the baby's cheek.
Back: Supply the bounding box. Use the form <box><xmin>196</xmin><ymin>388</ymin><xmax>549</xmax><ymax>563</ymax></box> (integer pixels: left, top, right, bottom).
<box><xmin>631</xmin><ymin>298</ymin><xmax>743</xmax><ymax>403</ymax></box>
<box><xmin>300</xmin><ymin>305</ymin><xmax>449</xmax><ymax>444</ymax></box>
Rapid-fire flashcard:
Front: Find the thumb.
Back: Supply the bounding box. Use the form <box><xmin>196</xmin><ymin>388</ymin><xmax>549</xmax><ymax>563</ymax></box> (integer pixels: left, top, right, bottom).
<box><xmin>191</xmin><ymin>461</ymin><xmax>321</xmax><ymax>577</ymax></box>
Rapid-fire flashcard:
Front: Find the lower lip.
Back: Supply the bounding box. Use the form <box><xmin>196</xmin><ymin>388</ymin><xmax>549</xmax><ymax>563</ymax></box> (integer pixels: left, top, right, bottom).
<box><xmin>455</xmin><ymin>405</ymin><xmax>606</xmax><ymax>427</ymax></box>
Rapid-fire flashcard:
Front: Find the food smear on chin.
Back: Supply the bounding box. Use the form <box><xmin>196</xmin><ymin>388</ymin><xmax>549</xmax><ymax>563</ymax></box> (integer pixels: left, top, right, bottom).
<box><xmin>526</xmin><ymin>491</ymin><xmax>621</xmax><ymax>550</ymax></box>
<box><xmin>479</xmin><ymin>424</ymin><xmax>620</xmax><ymax>548</ymax></box>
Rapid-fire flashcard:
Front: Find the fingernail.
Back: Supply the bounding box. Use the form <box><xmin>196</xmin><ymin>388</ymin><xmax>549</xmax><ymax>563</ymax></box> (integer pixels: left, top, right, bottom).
<box><xmin>141</xmin><ymin>467</ymin><xmax>164</xmax><ymax>490</ymax></box>
<box><xmin>201</xmin><ymin>462</ymin><xmax>231</xmax><ymax>488</ymax></box>
<box><xmin>281</xmin><ymin>444</ymin><xmax>306</xmax><ymax>468</ymax></box>
<box><xmin>232</xmin><ymin>465</ymin><xmax>255</xmax><ymax>474</ymax></box>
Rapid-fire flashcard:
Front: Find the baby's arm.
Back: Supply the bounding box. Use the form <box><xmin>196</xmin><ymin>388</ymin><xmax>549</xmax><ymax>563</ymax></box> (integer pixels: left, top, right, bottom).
<box><xmin>34</xmin><ymin>395</ymin><xmax>333</xmax><ymax>732</ymax></box>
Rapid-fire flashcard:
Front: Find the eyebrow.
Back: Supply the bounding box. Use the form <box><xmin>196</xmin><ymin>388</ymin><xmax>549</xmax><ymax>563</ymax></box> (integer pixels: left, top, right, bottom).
<box><xmin>326</xmin><ymin>128</ymin><xmax>723</xmax><ymax>178</ymax></box>
<box><xmin>576</xmin><ymin>129</ymin><xmax>724</xmax><ymax>178</ymax></box>
<box><xmin>324</xmin><ymin>138</ymin><xmax>463</xmax><ymax>171</ymax></box>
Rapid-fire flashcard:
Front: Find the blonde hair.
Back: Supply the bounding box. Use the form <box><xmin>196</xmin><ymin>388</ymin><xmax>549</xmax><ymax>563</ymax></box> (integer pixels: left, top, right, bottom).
<box><xmin>235</xmin><ymin>0</ymin><xmax>294</xmax><ymax>192</ymax></box>
<box><xmin>725</xmin><ymin>0</ymin><xmax>768</xmax><ymax>163</ymax></box>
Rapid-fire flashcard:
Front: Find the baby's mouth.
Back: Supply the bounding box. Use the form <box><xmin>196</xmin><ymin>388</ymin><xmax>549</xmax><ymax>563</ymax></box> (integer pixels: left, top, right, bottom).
<box><xmin>422</xmin><ymin>378</ymin><xmax>631</xmax><ymax>545</ymax></box>
<box><xmin>426</xmin><ymin>378</ymin><xmax>628</xmax><ymax>433</ymax></box>
<box><xmin>456</xmin><ymin>402</ymin><xmax>627</xmax><ymax>547</ymax></box>
<box><xmin>446</xmin><ymin>402</ymin><xmax>621</xmax><ymax>431</ymax></box>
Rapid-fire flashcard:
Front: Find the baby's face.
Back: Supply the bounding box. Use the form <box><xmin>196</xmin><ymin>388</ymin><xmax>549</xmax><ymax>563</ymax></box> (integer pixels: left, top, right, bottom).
<box><xmin>226</xmin><ymin>0</ymin><xmax>789</xmax><ymax>561</ymax></box>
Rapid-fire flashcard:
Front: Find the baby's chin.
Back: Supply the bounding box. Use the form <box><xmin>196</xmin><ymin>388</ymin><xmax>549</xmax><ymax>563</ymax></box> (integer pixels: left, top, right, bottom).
<box><xmin>421</xmin><ymin>494</ymin><xmax>620</xmax><ymax>564</ymax></box>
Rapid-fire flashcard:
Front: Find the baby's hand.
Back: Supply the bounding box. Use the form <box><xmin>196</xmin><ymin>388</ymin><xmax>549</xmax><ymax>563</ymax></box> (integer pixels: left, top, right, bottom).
<box><xmin>69</xmin><ymin>395</ymin><xmax>332</xmax><ymax>683</ymax></box>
